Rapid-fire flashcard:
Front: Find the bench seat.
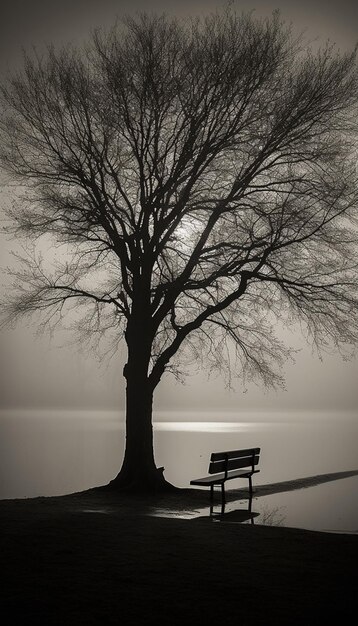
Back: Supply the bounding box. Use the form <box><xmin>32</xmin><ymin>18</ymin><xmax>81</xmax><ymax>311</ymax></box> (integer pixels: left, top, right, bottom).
<box><xmin>190</xmin><ymin>468</ymin><xmax>260</xmax><ymax>486</ymax></box>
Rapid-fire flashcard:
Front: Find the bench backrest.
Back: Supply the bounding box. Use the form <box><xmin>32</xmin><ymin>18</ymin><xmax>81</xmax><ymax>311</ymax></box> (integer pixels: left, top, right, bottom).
<box><xmin>209</xmin><ymin>448</ymin><xmax>260</xmax><ymax>477</ymax></box>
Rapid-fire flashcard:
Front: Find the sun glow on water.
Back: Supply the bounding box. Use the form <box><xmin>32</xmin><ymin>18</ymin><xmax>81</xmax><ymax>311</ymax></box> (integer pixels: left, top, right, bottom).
<box><xmin>154</xmin><ymin>421</ymin><xmax>271</xmax><ymax>432</ymax></box>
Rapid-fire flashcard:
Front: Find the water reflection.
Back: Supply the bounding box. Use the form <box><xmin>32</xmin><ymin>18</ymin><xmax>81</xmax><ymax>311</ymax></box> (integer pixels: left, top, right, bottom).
<box><xmin>208</xmin><ymin>476</ymin><xmax>358</xmax><ymax>532</ymax></box>
<box><xmin>209</xmin><ymin>494</ymin><xmax>259</xmax><ymax>525</ymax></box>
<box><xmin>209</xmin><ymin>497</ymin><xmax>285</xmax><ymax>527</ymax></box>
<box><xmin>147</xmin><ymin>475</ymin><xmax>358</xmax><ymax>534</ymax></box>
<box><xmin>259</xmin><ymin>505</ymin><xmax>286</xmax><ymax>527</ymax></box>
<box><xmin>202</xmin><ymin>477</ymin><xmax>358</xmax><ymax>532</ymax></box>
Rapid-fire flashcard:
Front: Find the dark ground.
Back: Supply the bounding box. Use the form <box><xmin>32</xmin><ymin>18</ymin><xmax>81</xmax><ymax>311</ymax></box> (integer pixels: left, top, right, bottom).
<box><xmin>1</xmin><ymin>474</ymin><xmax>357</xmax><ymax>625</ymax></box>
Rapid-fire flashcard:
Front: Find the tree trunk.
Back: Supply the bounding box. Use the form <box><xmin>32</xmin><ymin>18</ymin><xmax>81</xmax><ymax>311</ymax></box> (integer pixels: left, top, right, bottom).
<box><xmin>108</xmin><ymin>308</ymin><xmax>176</xmax><ymax>493</ymax></box>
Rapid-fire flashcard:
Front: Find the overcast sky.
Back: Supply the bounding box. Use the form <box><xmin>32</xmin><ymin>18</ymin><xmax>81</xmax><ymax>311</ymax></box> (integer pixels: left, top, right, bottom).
<box><xmin>0</xmin><ymin>0</ymin><xmax>357</xmax><ymax>414</ymax></box>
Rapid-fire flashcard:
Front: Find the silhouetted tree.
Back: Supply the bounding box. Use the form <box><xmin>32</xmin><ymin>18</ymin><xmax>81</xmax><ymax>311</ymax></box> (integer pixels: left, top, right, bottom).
<box><xmin>1</xmin><ymin>10</ymin><xmax>358</xmax><ymax>491</ymax></box>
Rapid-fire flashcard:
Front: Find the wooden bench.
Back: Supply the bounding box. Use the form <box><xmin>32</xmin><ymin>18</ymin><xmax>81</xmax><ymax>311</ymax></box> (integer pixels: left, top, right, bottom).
<box><xmin>190</xmin><ymin>447</ymin><xmax>260</xmax><ymax>507</ymax></box>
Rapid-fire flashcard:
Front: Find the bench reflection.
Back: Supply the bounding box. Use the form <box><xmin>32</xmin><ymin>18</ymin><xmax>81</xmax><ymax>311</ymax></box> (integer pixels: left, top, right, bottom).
<box><xmin>210</xmin><ymin>494</ymin><xmax>259</xmax><ymax>524</ymax></box>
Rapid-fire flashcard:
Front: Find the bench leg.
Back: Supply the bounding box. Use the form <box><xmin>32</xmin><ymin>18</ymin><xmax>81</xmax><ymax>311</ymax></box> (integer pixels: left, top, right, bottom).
<box><xmin>210</xmin><ymin>485</ymin><xmax>214</xmax><ymax>502</ymax></box>
<box><xmin>248</xmin><ymin>494</ymin><xmax>255</xmax><ymax>525</ymax></box>
<box><xmin>221</xmin><ymin>483</ymin><xmax>226</xmax><ymax>507</ymax></box>
<box><xmin>248</xmin><ymin>476</ymin><xmax>252</xmax><ymax>495</ymax></box>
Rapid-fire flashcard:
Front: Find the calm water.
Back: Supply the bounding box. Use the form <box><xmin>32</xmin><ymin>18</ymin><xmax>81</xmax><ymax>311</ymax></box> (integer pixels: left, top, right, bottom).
<box><xmin>152</xmin><ymin>477</ymin><xmax>358</xmax><ymax>534</ymax></box>
<box><xmin>1</xmin><ymin>410</ymin><xmax>357</xmax><ymax>532</ymax></box>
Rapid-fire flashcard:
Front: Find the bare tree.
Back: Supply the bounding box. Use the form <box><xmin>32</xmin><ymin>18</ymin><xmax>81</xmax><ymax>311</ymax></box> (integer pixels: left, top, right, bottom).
<box><xmin>1</xmin><ymin>10</ymin><xmax>358</xmax><ymax>491</ymax></box>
